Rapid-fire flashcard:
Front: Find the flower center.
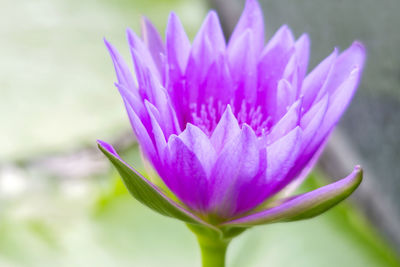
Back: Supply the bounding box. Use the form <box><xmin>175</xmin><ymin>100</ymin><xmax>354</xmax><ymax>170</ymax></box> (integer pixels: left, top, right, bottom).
<box><xmin>189</xmin><ymin>98</ymin><xmax>270</xmax><ymax>136</ymax></box>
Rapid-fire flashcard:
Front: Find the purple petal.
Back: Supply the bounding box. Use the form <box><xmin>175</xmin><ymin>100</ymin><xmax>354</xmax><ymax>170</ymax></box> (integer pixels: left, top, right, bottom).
<box><xmin>294</xmin><ymin>33</ymin><xmax>311</xmax><ymax>82</ymax></box>
<box><xmin>104</xmin><ymin>39</ymin><xmax>137</xmax><ymax>95</ymax></box>
<box><xmin>300</xmin><ymin>94</ymin><xmax>329</xmax><ymax>148</ymax></box>
<box><xmin>144</xmin><ymin>101</ymin><xmax>167</xmax><ymax>157</ymax></box>
<box><xmin>275</xmin><ymin>79</ymin><xmax>297</xmax><ymax>119</ymax></box>
<box><xmin>266</xmin><ymin>126</ymin><xmax>302</xmax><ymax>184</ymax></box>
<box><xmin>210</xmin><ymin>105</ymin><xmax>241</xmax><ymax>152</ymax></box>
<box><xmin>201</xmin><ymin>53</ymin><xmax>234</xmax><ymax>104</ymax></box>
<box><xmin>165</xmin><ymin>13</ymin><xmax>190</xmax><ymax>128</ymax></box>
<box><xmin>123</xmin><ymin>100</ymin><xmax>157</xmax><ymax>164</ymax></box>
<box><xmin>208</xmin><ymin>125</ymin><xmax>263</xmax><ymax>217</ymax></box>
<box><xmin>126</xmin><ymin>28</ymin><xmax>162</xmax><ymax>81</ymax></box>
<box><xmin>97</xmin><ymin>140</ymin><xmax>217</xmax><ymax>229</ymax></box>
<box><xmin>229</xmin><ymin>0</ymin><xmax>264</xmax><ymax>54</ymax></box>
<box><xmin>301</xmin><ymin>48</ymin><xmax>337</xmax><ymax>111</ymax></box>
<box><xmin>281</xmin><ymin>139</ymin><xmax>327</xmax><ymax>197</ymax></box>
<box><xmin>324</xmin><ymin>41</ymin><xmax>366</xmax><ymax>96</ymax></box>
<box><xmin>140</xmin><ymin>16</ymin><xmax>166</xmax><ymax>83</ymax></box>
<box><xmin>163</xmin><ymin>134</ymin><xmax>211</xmax><ymax>211</ymax></box>
<box><xmin>192</xmin><ymin>11</ymin><xmax>225</xmax><ymax>53</ymax></box>
<box><xmin>186</xmin><ymin>11</ymin><xmax>226</xmax><ymax>103</ymax></box>
<box><xmin>228</xmin><ymin>30</ymin><xmax>258</xmax><ymax>105</ymax></box>
<box><xmin>223</xmin><ymin>166</ymin><xmax>362</xmax><ymax>226</ymax></box>
<box><xmin>166</xmin><ymin>12</ymin><xmax>191</xmax><ymax>74</ymax></box>
<box><xmin>269</xmin><ymin>99</ymin><xmax>302</xmax><ymax>143</ymax></box>
<box><xmin>257</xmin><ymin>25</ymin><xmax>295</xmax><ymax>112</ymax></box>
<box><xmin>263</xmin><ymin>25</ymin><xmax>295</xmax><ymax>53</ymax></box>
<box><xmin>115</xmin><ymin>82</ymin><xmax>146</xmax><ymax>122</ymax></box>
<box><xmin>310</xmin><ymin>66</ymin><xmax>363</xmax><ymax>152</ymax></box>
<box><xmin>178</xmin><ymin>124</ymin><xmax>217</xmax><ymax>176</ymax></box>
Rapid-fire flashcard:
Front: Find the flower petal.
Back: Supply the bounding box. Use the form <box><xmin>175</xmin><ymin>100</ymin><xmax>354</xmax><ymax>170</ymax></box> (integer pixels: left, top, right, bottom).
<box><xmin>186</xmin><ymin>11</ymin><xmax>225</xmax><ymax>103</ymax></box>
<box><xmin>269</xmin><ymin>99</ymin><xmax>302</xmax><ymax>143</ymax></box>
<box><xmin>126</xmin><ymin>28</ymin><xmax>161</xmax><ymax>81</ymax></box>
<box><xmin>223</xmin><ymin>166</ymin><xmax>362</xmax><ymax>226</ymax></box>
<box><xmin>275</xmin><ymin>79</ymin><xmax>297</xmax><ymax>119</ymax></box>
<box><xmin>301</xmin><ymin>48</ymin><xmax>337</xmax><ymax>111</ymax></box>
<box><xmin>294</xmin><ymin>33</ymin><xmax>310</xmax><ymax>82</ymax></box>
<box><xmin>266</xmin><ymin>126</ymin><xmax>302</xmax><ymax>183</ymax></box>
<box><xmin>210</xmin><ymin>105</ymin><xmax>241</xmax><ymax>152</ymax></box>
<box><xmin>208</xmin><ymin>125</ymin><xmax>264</xmax><ymax>217</ymax></box>
<box><xmin>104</xmin><ymin>39</ymin><xmax>138</xmax><ymax>95</ymax></box>
<box><xmin>166</xmin><ymin>12</ymin><xmax>191</xmax><ymax>74</ymax></box>
<box><xmin>257</xmin><ymin>25</ymin><xmax>295</xmax><ymax>112</ymax></box>
<box><xmin>163</xmin><ymin>134</ymin><xmax>210</xmax><ymax>211</ymax></box>
<box><xmin>229</xmin><ymin>0</ymin><xmax>264</xmax><ymax>54</ymax></box>
<box><xmin>192</xmin><ymin>11</ymin><xmax>225</xmax><ymax>53</ymax></box>
<box><xmin>324</xmin><ymin>41</ymin><xmax>366</xmax><ymax>95</ymax></box>
<box><xmin>140</xmin><ymin>16</ymin><xmax>165</xmax><ymax>83</ymax></box>
<box><xmin>228</xmin><ymin>30</ymin><xmax>258</xmax><ymax>104</ymax></box>
<box><xmin>123</xmin><ymin>100</ymin><xmax>157</xmax><ymax>162</ymax></box>
<box><xmin>97</xmin><ymin>140</ymin><xmax>214</xmax><ymax>228</ymax></box>
<box><xmin>144</xmin><ymin>101</ymin><xmax>167</xmax><ymax>157</ymax></box>
<box><xmin>178</xmin><ymin>124</ymin><xmax>217</xmax><ymax>176</ymax></box>
<box><xmin>309</xmin><ymin>66</ymin><xmax>362</xmax><ymax>153</ymax></box>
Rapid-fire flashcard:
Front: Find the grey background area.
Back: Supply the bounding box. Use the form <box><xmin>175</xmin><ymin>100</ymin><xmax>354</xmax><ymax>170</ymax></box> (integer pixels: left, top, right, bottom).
<box><xmin>210</xmin><ymin>0</ymin><xmax>400</xmax><ymax>249</ymax></box>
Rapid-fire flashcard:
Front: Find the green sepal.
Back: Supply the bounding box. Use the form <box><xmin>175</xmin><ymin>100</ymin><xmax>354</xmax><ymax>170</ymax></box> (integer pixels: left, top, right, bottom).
<box><xmin>98</xmin><ymin>141</ymin><xmax>215</xmax><ymax>229</ymax></box>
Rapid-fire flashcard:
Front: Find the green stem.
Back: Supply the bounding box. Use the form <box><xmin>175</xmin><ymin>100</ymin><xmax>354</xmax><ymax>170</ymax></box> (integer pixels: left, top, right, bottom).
<box><xmin>196</xmin><ymin>234</ymin><xmax>229</xmax><ymax>267</ymax></box>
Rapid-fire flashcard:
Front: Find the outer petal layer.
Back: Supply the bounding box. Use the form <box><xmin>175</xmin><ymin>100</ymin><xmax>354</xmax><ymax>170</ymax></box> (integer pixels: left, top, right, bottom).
<box><xmin>97</xmin><ymin>140</ymin><xmax>215</xmax><ymax>228</ymax></box>
<box><xmin>223</xmin><ymin>166</ymin><xmax>362</xmax><ymax>226</ymax></box>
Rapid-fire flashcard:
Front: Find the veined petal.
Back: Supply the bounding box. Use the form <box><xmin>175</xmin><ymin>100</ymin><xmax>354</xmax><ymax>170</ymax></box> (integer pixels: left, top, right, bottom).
<box><xmin>97</xmin><ymin>140</ymin><xmax>217</xmax><ymax>229</ymax></box>
<box><xmin>193</xmin><ymin>11</ymin><xmax>225</xmax><ymax>53</ymax></box>
<box><xmin>223</xmin><ymin>166</ymin><xmax>362</xmax><ymax>226</ymax></box>
<box><xmin>300</xmin><ymin>94</ymin><xmax>329</xmax><ymax>147</ymax></box>
<box><xmin>211</xmin><ymin>105</ymin><xmax>241</xmax><ymax>152</ymax></box>
<box><xmin>166</xmin><ymin>12</ymin><xmax>191</xmax><ymax>74</ymax></box>
<box><xmin>202</xmin><ymin>52</ymin><xmax>234</xmax><ymax>104</ymax></box>
<box><xmin>294</xmin><ymin>33</ymin><xmax>311</xmax><ymax>82</ymax></box>
<box><xmin>266</xmin><ymin>126</ymin><xmax>302</xmax><ymax>183</ymax></box>
<box><xmin>324</xmin><ymin>41</ymin><xmax>366</xmax><ymax>95</ymax></box>
<box><xmin>281</xmin><ymin>140</ymin><xmax>327</xmax><ymax>197</ymax></box>
<box><xmin>301</xmin><ymin>48</ymin><xmax>337</xmax><ymax>111</ymax></box>
<box><xmin>124</xmin><ymin>100</ymin><xmax>157</xmax><ymax>162</ymax></box>
<box><xmin>229</xmin><ymin>0</ymin><xmax>264</xmax><ymax>54</ymax></box>
<box><xmin>104</xmin><ymin>39</ymin><xmax>138</xmax><ymax>95</ymax></box>
<box><xmin>127</xmin><ymin>28</ymin><xmax>161</xmax><ymax>81</ymax></box>
<box><xmin>263</xmin><ymin>25</ymin><xmax>295</xmax><ymax>54</ymax></box>
<box><xmin>140</xmin><ymin>16</ymin><xmax>165</xmax><ymax>83</ymax></box>
<box><xmin>228</xmin><ymin>30</ymin><xmax>258</xmax><ymax>104</ymax></box>
<box><xmin>257</xmin><ymin>25</ymin><xmax>295</xmax><ymax>111</ymax></box>
<box><xmin>178</xmin><ymin>124</ymin><xmax>217</xmax><ymax>176</ymax></box>
<box><xmin>309</xmin><ymin>67</ymin><xmax>362</xmax><ymax>152</ymax></box>
<box><xmin>144</xmin><ymin>101</ymin><xmax>167</xmax><ymax>157</ymax></box>
<box><xmin>186</xmin><ymin>11</ymin><xmax>226</xmax><ymax>103</ymax></box>
<box><xmin>208</xmin><ymin>125</ymin><xmax>262</xmax><ymax>217</ymax></box>
<box><xmin>275</xmin><ymin>79</ymin><xmax>297</xmax><ymax>119</ymax></box>
<box><xmin>115</xmin><ymin>82</ymin><xmax>146</xmax><ymax>121</ymax></box>
<box><xmin>269</xmin><ymin>99</ymin><xmax>302</xmax><ymax>143</ymax></box>
<box><xmin>164</xmin><ymin>135</ymin><xmax>210</xmax><ymax>211</ymax></box>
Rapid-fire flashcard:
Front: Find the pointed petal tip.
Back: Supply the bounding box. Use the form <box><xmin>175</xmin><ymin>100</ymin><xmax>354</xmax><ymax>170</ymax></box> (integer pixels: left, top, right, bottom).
<box><xmin>352</xmin><ymin>41</ymin><xmax>366</xmax><ymax>53</ymax></box>
<box><xmin>97</xmin><ymin>140</ymin><xmax>118</xmax><ymax>157</ymax></box>
<box><xmin>103</xmin><ymin>38</ymin><xmax>116</xmax><ymax>54</ymax></box>
<box><xmin>245</xmin><ymin>0</ymin><xmax>262</xmax><ymax>11</ymax></box>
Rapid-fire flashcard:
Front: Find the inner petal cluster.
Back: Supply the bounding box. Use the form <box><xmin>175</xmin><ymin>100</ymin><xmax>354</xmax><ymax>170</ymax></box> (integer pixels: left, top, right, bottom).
<box><xmin>188</xmin><ymin>98</ymin><xmax>270</xmax><ymax>136</ymax></box>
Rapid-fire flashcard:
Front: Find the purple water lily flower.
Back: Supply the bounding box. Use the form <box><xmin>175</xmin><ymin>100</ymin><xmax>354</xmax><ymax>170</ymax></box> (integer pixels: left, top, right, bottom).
<box><xmin>98</xmin><ymin>0</ymin><xmax>365</xmax><ymax>228</ymax></box>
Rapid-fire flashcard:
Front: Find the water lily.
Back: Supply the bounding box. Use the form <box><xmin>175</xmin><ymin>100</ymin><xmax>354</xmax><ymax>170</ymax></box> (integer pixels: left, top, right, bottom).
<box><xmin>98</xmin><ymin>0</ymin><xmax>365</xmax><ymax>266</ymax></box>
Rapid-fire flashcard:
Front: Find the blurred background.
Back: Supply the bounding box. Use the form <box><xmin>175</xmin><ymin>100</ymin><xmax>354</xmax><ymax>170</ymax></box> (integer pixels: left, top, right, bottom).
<box><xmin>0</xmin><ymin>0</ymin><xmax>399</xmax><ymax>266</ymax></box>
